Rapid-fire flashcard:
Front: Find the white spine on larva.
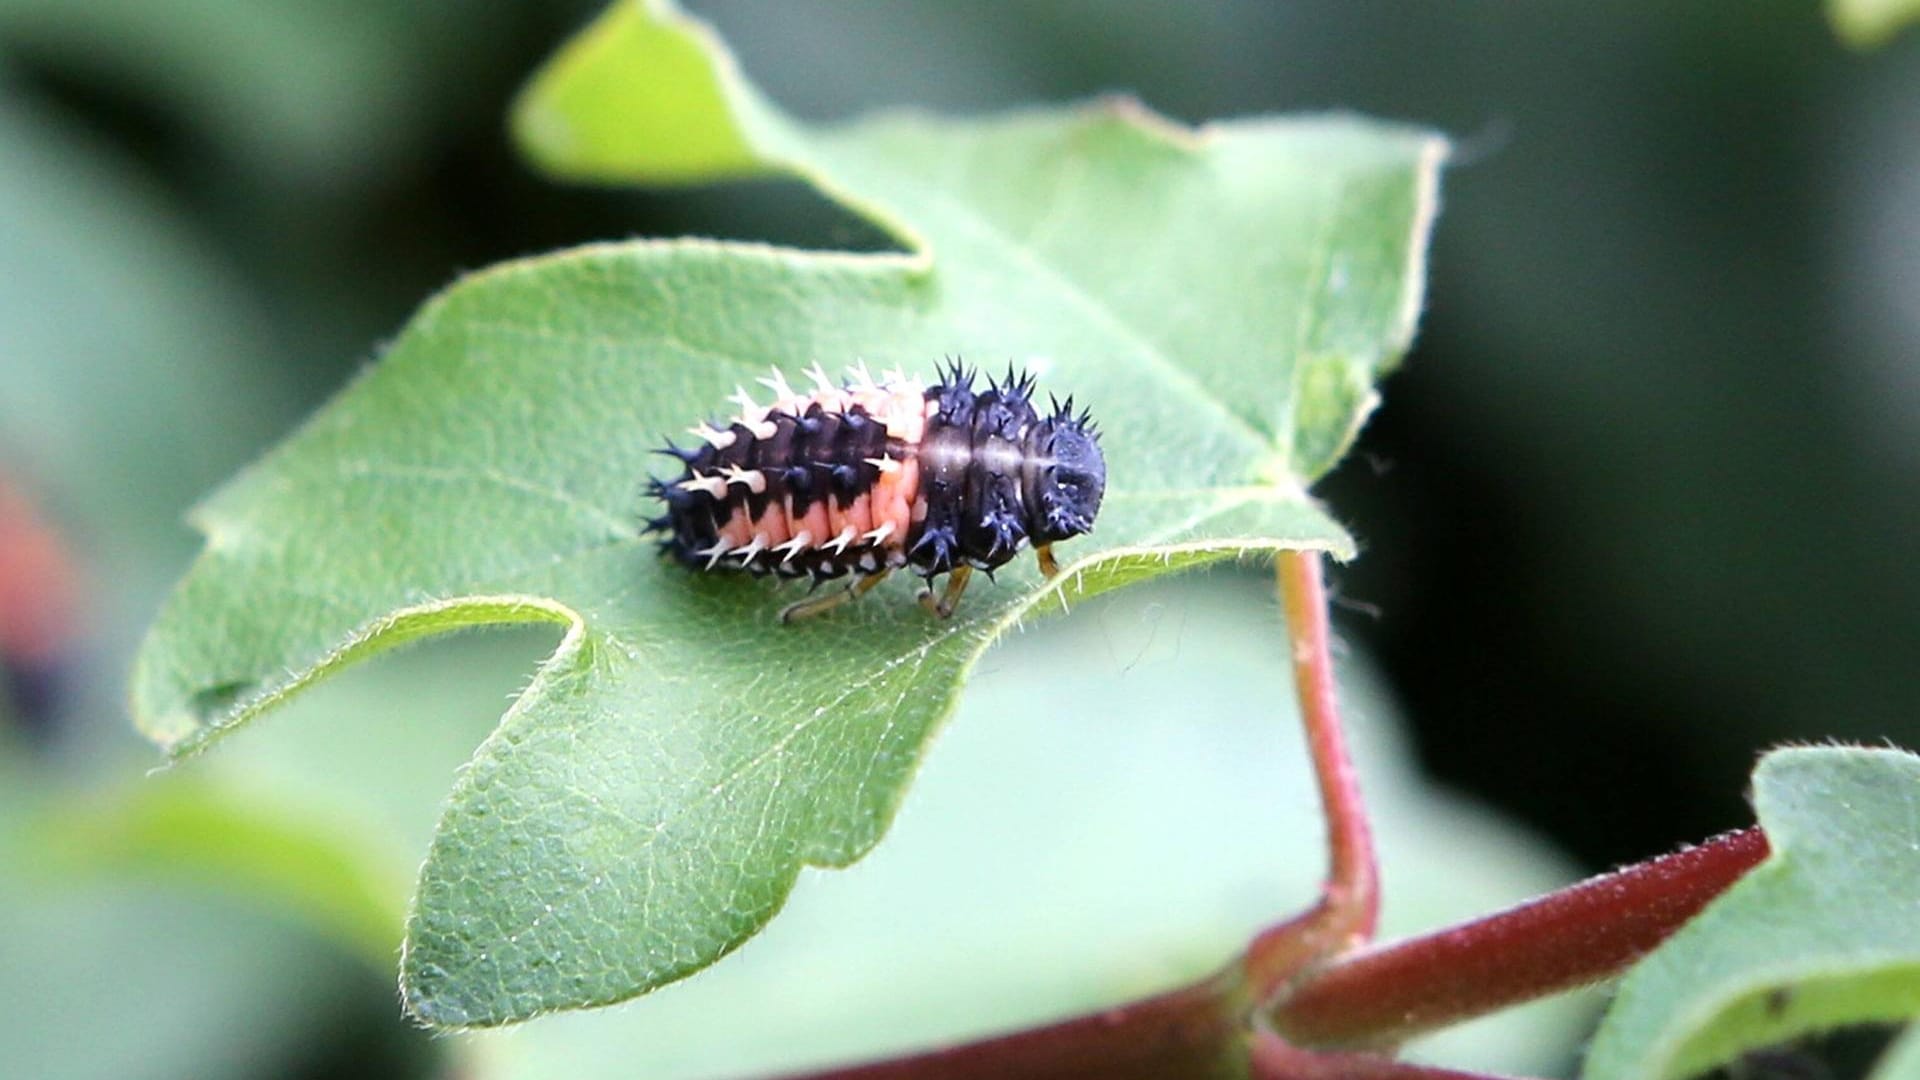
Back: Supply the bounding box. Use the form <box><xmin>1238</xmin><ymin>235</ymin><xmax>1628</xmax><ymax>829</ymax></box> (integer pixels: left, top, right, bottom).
<box><xmin>694</xmin><ymin>540</ymin><xmax>732</xmax><ymax>568</ymax></box>
<box><xmin>688</xmin><ymin>422</ymin><xmax>735</xmax><ymax>449</ymax></box>
<box><xmin>773</xmin><ymin>531</ymin><xmax>813</xmax><ymax>564</ymax></box>
<box><xmin>721</xmin><ymin>465</ymin><xmax>767</xmax><ymax>494</ymax></box>
<box><xmin>757</xmin><ymin>366</ymin><xmax>796</xmax><ymax>402</ymax></box>
<box><xmin>734</xmin><ymin>533</ymin><xmax>768</xmax><ymax>562</ymax></box>
<box><xmin>676</xmin><ymin>472</ymin><xmax>728</xmax><ymax>498</ymax></box>
<box><xmin>728</xmin><ymin>386</ymin><xmax>766</xmax><ymax>422</ymax></box>
<box><xmin>805</xmin><ymin>361</ymin><xmax>835</xmax><ymax>394</ymax></box>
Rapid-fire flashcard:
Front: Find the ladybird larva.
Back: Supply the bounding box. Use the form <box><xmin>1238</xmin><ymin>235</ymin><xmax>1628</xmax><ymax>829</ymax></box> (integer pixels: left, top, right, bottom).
<box><xmin>644</xmin><ymin>359</ymin><xmax>1106</xmax><ymax>621</ymax></box>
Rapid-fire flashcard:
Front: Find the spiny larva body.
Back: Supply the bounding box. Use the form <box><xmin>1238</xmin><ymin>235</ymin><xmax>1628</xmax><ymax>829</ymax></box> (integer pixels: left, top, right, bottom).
<box><xmin>645</xmin><ymin>360</ymin><xmax>1105</xmax><ymax>620</ymax></box>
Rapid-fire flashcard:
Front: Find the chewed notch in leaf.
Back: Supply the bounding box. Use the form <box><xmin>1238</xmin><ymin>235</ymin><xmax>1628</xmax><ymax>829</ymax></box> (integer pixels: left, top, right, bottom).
<box><xmin>129</xmin><ymin>0</ymin><xmax>1446</xmax><ymax>1028</ymax></box>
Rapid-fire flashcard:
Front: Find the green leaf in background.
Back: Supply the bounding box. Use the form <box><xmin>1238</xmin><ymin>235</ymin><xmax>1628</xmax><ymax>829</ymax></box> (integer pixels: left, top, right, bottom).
<box><xmin>129</xmin><ymin>0</ymin><xmax>1444</xmax><ymax>1027</ymax></box>
<box><xmin>0</xmin><ymin>0</ymin><xmax>521</xmax><ymax>192</ymax></box>
<box><xmin>0</xmin><ymin>754</ymin><xmax>385</xmax><ymax>1080</ymax></box>
<box><xmin>0</xmin><ymin>91</ymin><xmax>283</xmax><ymax>552</ymax></box>
<box><xmin>32</xmin><ymin>779</ymin><xmax>402</xmax><ymax>969</ymax></box>
<box><xmin>1871</xmin><ymin>1024</ymin><xmax>1920</xmax><ymax>1078</ymax></box>
<box><xmin>1584</xmin><ymin>747</ymin><xmax>1920</xmax><ymax>1079</ymax></box>
<box><xmin>1828</xmin><ymin>0</ymin><xmax>1920</xmax><ymax>48</ymax></box>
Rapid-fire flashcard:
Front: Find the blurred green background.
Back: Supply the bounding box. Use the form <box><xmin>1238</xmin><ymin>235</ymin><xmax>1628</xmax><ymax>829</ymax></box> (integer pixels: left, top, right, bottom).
<box><xmin>2</xmin><ymin>2</ymin><xmax>1916</xmax><ymax>1078</ymax></box>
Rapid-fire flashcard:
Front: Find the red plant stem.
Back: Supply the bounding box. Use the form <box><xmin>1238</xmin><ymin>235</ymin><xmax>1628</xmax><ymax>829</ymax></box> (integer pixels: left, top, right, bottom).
<box><xmin>782</xmin><ymin>551</ymin><xmax>1394</xmax><ymax>1079</ymax></box>
<box><xmin>773</xmin><ymin>970</ymin><xmax>1249</xmax><ymax>1080</ymax></box>
<box><xmin>769</xmin><ymin>550</ymin><xmax>1769</xmax><ymax>1077</ymax></box>
<box><xmin>1269</xmin><ymin>825</ymin><xmax>1771</xmax><ymax>1049</ymax></box>
<box><xmin>1244</xmin><ymin>551</ymin><xmax>1381</xmax><ymax>1000</ymax></box>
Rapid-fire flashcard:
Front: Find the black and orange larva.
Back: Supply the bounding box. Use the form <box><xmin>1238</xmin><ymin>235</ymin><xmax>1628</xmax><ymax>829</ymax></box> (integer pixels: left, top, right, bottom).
<box><xmin>645</xmin><ymin>359</ymin><xmax>1106</xmax><ymax>621</ymax></box>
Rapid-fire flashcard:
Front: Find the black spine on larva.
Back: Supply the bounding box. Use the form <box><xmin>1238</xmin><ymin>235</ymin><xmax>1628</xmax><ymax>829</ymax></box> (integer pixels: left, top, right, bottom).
<box><xmin>908</xmin><ymin>361</ymin><xmax>1105</xmax><ymax>578</ymax></box>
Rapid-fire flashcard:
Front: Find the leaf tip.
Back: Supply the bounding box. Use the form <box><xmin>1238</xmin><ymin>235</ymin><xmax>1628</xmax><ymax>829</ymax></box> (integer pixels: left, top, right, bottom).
<box><xmin>1828</xmin><ymin>0</ymin><xmax>1920</xmax><ymax>49</ymax></box>
<box><xmin>398</xmin><ymin>923</ymin><xmax>513</xmax><ymax>1031</ymax></box>
<box><xmin>1090</xmin><ymin>93</ymin><xmax>1206</xmax><ymax>151</ymax></box>
<box><xmin>398</xmin><ymin>964</ymin><xmax>470</xmax><ymax>1032</ymax></box>
<box><xmin>510</xmin><ymin>97</ymin><xmax>578</xmax><ymax>174</ymax></box>
<box><xmin>511</xmin><ymin>0</ymin><xmax>794</xmax><ymax>184</ymax></box>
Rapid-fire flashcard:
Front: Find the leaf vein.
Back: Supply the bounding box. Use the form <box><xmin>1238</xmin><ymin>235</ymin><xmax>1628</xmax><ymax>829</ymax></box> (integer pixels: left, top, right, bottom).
<box><xmin>336</xmin><ymin>460</ymin><xmax>638</xmax><ymax>537</ymax></box>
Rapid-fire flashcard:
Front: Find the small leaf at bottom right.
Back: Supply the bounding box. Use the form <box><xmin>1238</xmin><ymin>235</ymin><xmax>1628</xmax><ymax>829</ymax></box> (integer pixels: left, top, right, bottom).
<box><xmin>1585</xmin><ymin>746</ymin><xmax>1920</xmax><ymax>1080</ymax></box>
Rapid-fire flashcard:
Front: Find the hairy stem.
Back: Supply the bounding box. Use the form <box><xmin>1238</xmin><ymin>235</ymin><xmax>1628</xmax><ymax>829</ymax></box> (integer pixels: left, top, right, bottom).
<box><xmin>1244</xmin><ymin>550</ymin><xmax>1381</xmax><ymax>1000</ymax></box>
<box><xmin>1268</xmin><ymin>826</ymin><xmax>1771</xmax><ymax>1048</ymax></box>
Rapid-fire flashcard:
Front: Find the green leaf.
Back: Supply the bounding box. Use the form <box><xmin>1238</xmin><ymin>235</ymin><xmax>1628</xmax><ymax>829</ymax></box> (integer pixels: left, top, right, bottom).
<box><xmin>1828</xmin><ymin>0</ymin><xmax>1920</xmax><ymax>48</ymax></box>
<box><xmin>1584</xmin><ymin>747</ymin><xmax>1920</xmax><ymax>1079</ymax></box>
<box><xmin>130</xmin><ymin>0</ymin><xmax>1444</xmax><ymax>1027</ymax></box>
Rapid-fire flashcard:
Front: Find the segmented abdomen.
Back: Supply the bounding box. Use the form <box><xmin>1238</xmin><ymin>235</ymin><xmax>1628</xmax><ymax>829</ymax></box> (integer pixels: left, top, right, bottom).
<box><xmin>649</xmin><ymin>364</ymin><xmax>930</xmax><ymax>580</ymax></box>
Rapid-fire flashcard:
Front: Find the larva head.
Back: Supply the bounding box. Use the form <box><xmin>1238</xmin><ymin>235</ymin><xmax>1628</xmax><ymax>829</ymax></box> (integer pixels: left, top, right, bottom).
<box><xmin>1028</xmin><ymin>401</ymin><xmax>1105</xmax><ymax>544</ymax></box>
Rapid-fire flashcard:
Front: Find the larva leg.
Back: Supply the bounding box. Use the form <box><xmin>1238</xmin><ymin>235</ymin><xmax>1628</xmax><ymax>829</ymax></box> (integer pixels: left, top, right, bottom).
<box><xmin>917</xmin><ymin>564</ymin><xmax>973</xmax><ymax>619</ymax></box>
<box><xmin>780</xmin><ymin>568</ymin><xmax>891</xmax><ymax>624</ymax></box>
<box><xmin>1034</xmin><ymin>543</ymin><xmax>1059</xmax><ymax>578</ymax></box>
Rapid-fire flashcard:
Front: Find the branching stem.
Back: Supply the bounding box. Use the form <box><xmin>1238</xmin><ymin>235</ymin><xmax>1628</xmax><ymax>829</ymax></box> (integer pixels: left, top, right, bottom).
<box><xmin>782</xmin><ymin>549</ymin><xmax>1771</xmax><ymax>1079</ymax></box>
<box><xmin>1243</xmin><ymin>550</ymin><xmax>1381</xmax><ymax>1000</ymax></box>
